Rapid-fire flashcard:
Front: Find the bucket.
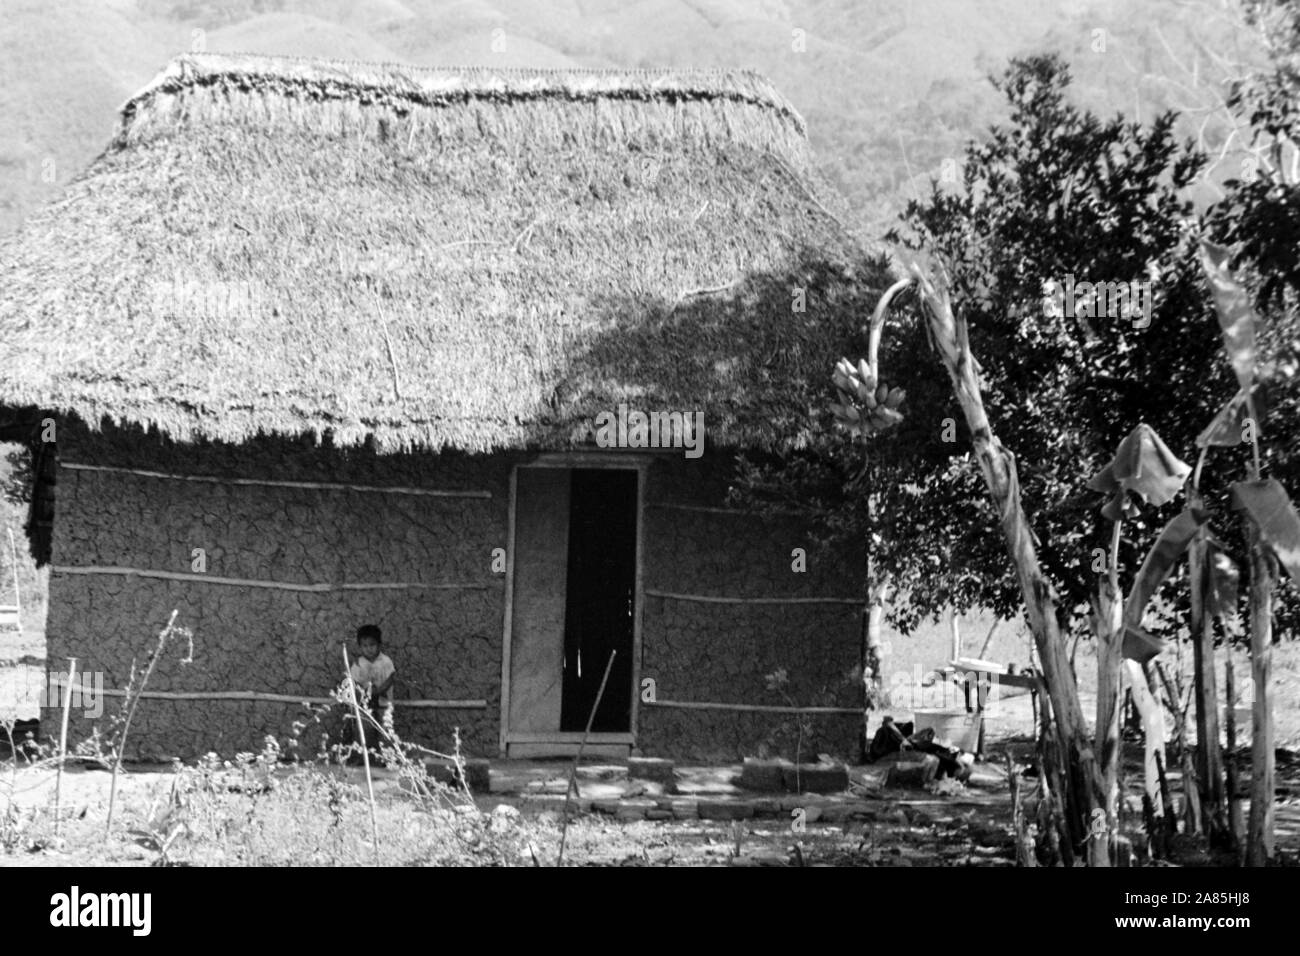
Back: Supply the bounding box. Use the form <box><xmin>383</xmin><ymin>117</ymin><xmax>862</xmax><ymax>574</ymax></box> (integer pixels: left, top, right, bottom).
<box><xmin>913</xmin><ymin>708</ymin><xmax>981</xmax><ymax>752</ymax></box>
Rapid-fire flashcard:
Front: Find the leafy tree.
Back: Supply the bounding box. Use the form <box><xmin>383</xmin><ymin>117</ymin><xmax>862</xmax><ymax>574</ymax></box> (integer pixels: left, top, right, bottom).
<box><xmin>734</xmin><ymin>53</ymin><xmax>1253</xmax><ymax>862</ymax></box>
<box><xmin>739</xmin><ymin>54</ymin><xmax>1230</xmax><ymax>642</ymax></box>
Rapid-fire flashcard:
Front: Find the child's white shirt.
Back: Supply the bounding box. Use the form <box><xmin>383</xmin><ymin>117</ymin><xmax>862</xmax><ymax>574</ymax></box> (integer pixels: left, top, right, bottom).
<box><xmin>350</xmin><ymin>652</ymin><xmax>395</xmax><ymax>703</ymax></box>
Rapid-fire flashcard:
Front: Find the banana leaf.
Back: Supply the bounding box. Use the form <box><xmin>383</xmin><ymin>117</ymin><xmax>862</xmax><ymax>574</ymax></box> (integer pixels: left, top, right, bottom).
<box><xmin>1089</xmin><ymin>424</ymin><xmax>1192</xmax><ymax>521</ymax></box>
<box><xmin>1122</xmin><ymin>624</ymin><xmax>1165</xmax><ymax>665</ymax></box>
<box><xmin>1199</xmin><ymin>241</ymin><xmax>1258</xmax><ymax>390</ymax></box>
<box><xmin>1196</xmin><ymin>384</ymin><xmax>1266</xmax><ymax>448</ymax></box>
<box><xmin>1230</xmin><ymin>479</ymin><xmax>1300</xmax><ymax>588</ymax></box>
<box><xmin>1122</xmin><ymin>506</ymin><xmax>1211</xmax><ymax>632</ymax></box>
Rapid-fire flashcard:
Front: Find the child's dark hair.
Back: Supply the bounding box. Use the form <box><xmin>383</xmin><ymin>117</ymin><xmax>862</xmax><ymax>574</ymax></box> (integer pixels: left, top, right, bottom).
<box><xmin>357</xmin><ymin>623</ymin><xmax>382</xmax><ymax>644</ymax></box>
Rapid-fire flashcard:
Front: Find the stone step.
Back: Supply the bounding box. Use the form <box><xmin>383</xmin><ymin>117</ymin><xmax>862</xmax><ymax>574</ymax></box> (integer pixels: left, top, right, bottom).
<box><xmin>424</xmin><ymin>757</ymin><xmax>491</xmax><ymax>793</ymax></box>
<box><xmin>736</xmin><ymin>758</ymin><xmax>850</xmax><ymax>794</ymax></box>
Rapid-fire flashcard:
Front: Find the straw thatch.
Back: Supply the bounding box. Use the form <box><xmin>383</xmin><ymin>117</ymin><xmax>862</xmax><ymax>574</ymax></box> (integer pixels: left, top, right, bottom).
<box><xmin>0</xmin><ymin>53</ymin><xmax>869</xmax><ymax>453</ymax></box>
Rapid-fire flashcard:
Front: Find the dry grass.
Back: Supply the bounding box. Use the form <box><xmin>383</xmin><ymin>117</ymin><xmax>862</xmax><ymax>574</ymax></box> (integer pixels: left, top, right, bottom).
<box><xmin>2</xmin><ymin>757</ymin><xmax>531</xmax><ymax>866</ymax></box>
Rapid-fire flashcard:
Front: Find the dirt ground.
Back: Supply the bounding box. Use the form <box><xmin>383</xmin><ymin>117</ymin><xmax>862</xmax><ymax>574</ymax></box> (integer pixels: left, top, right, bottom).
<box><xmin>5</xmin><ymin>624</ymin><xmax>1300</xmax><ymax>866</ymax></box>
<box><xmin>0</xmin><ymin>755</ymin><xmax>1041</xmax><ymax>867</ymax></box>
<box><xmin>3</xmin><ymin>739</ymin><xmax>1299</xmax><ymax>866</ymax></box>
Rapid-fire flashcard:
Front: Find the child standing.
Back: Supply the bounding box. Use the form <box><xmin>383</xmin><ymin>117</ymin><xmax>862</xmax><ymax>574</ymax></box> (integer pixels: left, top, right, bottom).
<box><xmin>343</xmin><ymin>623</ymin><xmax>396</xmax><ymax>758</ymax></box>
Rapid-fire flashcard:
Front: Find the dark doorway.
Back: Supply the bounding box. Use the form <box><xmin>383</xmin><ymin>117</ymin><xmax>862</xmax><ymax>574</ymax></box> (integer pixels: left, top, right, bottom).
<box><xmin>560</xmin><ymin>468</ymin><xmax>637</xmax><ymax>732</ymax></box>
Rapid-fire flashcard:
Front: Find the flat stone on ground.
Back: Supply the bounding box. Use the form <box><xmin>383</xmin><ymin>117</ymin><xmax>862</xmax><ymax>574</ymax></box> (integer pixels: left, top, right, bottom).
<box><xmin>738</xmin><ymin>757</ymin><xmax>790</xmax><ymax>792</ymax></box>
<box><xmin>424</xmin><ymin>757</ymin><xmax>491</xmax><ymax>793</ymax></box>
<box><xmin>669</xmin><ymin>798</ymin><xmax>699</xmax><ymax>820</ymax></box>
<box><xmin>885</xmin><ymin>754</ymin><xmax>939</xmax><ymax>788</ymax></box>
<box><xmin>781</xmin><ymin>763</ymin><xmax>849</xmax><ymax>794</ymax></box>
<box><xmin>729</xmin><ymin>849</ymin><xmax>789</xmax><ymax>866</ymax></box>
<box><xmin>698</xmin><ymin>799</ymin><xmax>755</xmax><ymax>820</ymax></box>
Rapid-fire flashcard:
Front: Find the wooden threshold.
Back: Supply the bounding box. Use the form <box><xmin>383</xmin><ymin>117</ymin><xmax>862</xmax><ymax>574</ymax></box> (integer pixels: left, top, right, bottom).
<box><xmin>506</xmin><ymin>732</ymin><xmax>634</xmax><ymax>744</ymax></box>
<box><xmin>507</xmin><ymin>742</ymin><xmax>632</xmax><ymax>759</ymax></box>
<box><xmin>505</xmin><ymin>732</ymin><xmax>634</xmax><ymax>759</ymax></box>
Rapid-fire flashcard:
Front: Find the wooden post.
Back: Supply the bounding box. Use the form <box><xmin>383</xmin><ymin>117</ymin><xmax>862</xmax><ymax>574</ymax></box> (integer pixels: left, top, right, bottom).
<box><xmin>949</xmin><ymin>606</ymin><xmax>961</xmax><ymax>661</ymax></box>
<box><xmin>1245</xmin><ymin>523</ymin><xmax>1277</xmax><ymax>866</ymax></box>
<box><xmin>53</xmin><ymin>657</ymin><xmax>77</xmax><ymax>839</ymax></box>
<box><xmin>976</xmin><ymin>616</ymin><xmax>1002</xmax><ymax>661</ymax></box>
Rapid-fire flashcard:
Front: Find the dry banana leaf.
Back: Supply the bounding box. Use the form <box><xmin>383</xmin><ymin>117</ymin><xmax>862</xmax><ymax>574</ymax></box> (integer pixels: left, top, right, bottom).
<box><xmin>1230</xmin><ymin>479</ymin><xmax>1300</xmax><ymax>587</ymax></box>
<box><xmin>1123</xmin><ymin>506</ymin><xmax>1211</xmax><ymax>630</ymax></box>
<box><xmin>1122</xmin><ymin>624</ymin><xmax>1165</xmax><ymax>665</ymax></box>
<box><xmin>1199</xmin><ymin>241</ymin><xmax>1258</xmax><ymax>391</ymax></box>
<box><xmin>1089</xmin><ymin>424</ymin><xmax>1191</xmax><ymax>520</ymax></box>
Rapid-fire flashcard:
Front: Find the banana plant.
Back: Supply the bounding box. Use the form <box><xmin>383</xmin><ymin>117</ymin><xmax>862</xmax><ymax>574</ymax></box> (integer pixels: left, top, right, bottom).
<box><xmin>1177</xmin><ymin>380</ymin><xmax>1261</xmax><ymax>842</ymax></box>
<box><xmin>1088</xmin><ymin>423</ymin><xmax>1206</xmax><ymax>856</ymax></box>
<box><xmin>1199</xmin><ymin>240</ymin><xmax>1300</xmax><ymax>864</ymax></box>
<box><xmin>831</xmin><ymin>265</ymin><xmax>1106</xmax><ymax>866</ymax></box>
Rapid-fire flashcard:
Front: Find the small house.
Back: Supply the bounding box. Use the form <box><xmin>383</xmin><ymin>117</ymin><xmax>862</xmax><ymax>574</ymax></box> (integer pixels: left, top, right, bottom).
<box><xmin>0</xmin><ymin>54</ymin><xmax>871</xmax><ymax>762</ymax></box>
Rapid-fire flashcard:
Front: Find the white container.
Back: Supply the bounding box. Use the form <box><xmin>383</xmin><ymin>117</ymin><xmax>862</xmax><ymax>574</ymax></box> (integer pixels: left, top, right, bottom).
<box><xmin>1230</xmin><ymin>705</ymin><xmax>1253</xmax><ymax>737</ymax></box>
<box><xmin>913</xmin><ymin>708</ymin><xmax>981</xmax><ymax>752</ymax></box>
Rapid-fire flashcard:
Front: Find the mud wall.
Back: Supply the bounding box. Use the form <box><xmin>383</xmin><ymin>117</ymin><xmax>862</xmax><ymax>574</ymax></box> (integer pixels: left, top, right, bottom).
<box><xmin>43</xmin><ymin>422</ymin><xmax>510</xmax><ymax>761</ymax></box>
<box><xmin>638</xmin><ymin>453</ymin><xmax>866</xmax><ymax>762</ymax></box>
<box><xmin>41</xmin><ymin>424</ymin><xmax>867</xmax><ymax>763</ymax></box>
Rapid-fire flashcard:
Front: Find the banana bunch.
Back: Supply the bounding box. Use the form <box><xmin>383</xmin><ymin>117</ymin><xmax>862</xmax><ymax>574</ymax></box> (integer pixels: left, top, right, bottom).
<box><xmin>830</xmin><ymin>357</ymin><xmax>906</xmax><ymax>436</ymax></box>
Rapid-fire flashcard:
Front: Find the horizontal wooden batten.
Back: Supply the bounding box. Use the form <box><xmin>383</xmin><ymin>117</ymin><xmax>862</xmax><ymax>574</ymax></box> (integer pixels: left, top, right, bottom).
<box><xmin>50</xmin><ymin>565</ymin><xmax>496</xmax><ymax>593</ymax></box>
<box><xmin>522</xmin><ymin>451</ymin><xmax>656</xmax><ymax>469</ymax></box>
<box><xmin>60</xmin><ymin>461</ymin><xmax>493</xmax><ymax>498</ymax></box>
<box><xmin>645</xmin><ymin>699</ymin><xmax>859</xmax><ymax>716</ymax></box>
<box><xmin>646</xmin><ymin>502</ymin><xmax>803</xmax><ymax>516</ymax></box>
<box><xmin>643</xmin><ymin>587</ymin><xmax>865</xmax><ymax>606</ymax></box>
<box><xmin>45</xmin><ymin>681</ymin><xmax>486</xmax><ymax>708</ymax></box>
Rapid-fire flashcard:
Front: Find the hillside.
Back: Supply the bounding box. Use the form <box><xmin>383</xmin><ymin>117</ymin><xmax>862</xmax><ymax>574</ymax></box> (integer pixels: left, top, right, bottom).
<box><xmin>0</xmin><ymin>0</ymin><xmax>1271</xmax><ymax>238</ymax></box>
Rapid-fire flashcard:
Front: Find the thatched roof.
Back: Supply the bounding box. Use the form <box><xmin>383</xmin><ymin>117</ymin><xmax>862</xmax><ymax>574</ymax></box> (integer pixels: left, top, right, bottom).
<box><xmin>0</xmin><ymin>53</ymin><xmax>873</xmax><ymax>454</ymax></box>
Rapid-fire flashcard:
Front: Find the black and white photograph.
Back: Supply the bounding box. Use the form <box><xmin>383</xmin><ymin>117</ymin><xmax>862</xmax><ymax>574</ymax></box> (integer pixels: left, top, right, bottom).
<box><xmin>0</xmin><ymin>0</ymin><xmax>1296</xmax><ymax>917</ymax></box>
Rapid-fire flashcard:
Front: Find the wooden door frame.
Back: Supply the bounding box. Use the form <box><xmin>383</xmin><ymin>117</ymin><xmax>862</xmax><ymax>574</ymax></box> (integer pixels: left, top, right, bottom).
<box><xmin>498</xmin><ymin>452</ymin><xmax>651</xmax><ymax>756</ymax></box>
